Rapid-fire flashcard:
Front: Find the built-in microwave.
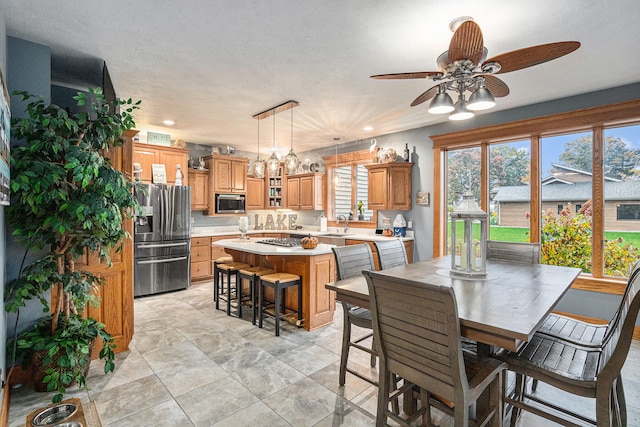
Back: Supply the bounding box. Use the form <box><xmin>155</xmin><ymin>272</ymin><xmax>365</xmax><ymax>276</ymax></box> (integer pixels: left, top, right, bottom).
<box><xmin>215</xmin><ymin>194</ymin><xmax>246</xmax><ymax>214</ymax></box>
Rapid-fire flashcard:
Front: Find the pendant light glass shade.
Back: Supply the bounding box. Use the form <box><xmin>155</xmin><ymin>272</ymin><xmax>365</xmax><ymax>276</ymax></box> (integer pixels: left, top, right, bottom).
<box><xmin>267</xmin><ymin>151</ymin><xmax>280</xmax><ymax>177</ymax></box>
<box><xmin>283</xmin><ymin>108</ymin><xmax>299</xmax><ymax>175</ymax></box>
<box><xmin>267</xmin><ymin>114</ymin><xmax>280</xmax><ymax>177</ymax></box>
<box><xmin>449</xmin><ymin>95</ymin><xmax>475</xmax><ymax>121</ymax></box>
<box><xmin>467</xmin><ymin>79</ymin><xmax>495</xmax><ymax>111</ymax></box>
<box><xmin>251</xmin><ymin>117</ymin><xmax>266</xmax><ymax>178</ymax></box>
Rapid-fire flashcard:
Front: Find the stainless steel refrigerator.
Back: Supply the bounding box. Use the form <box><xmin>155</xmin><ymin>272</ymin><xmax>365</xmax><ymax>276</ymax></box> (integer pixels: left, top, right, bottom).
<box><xmin>134</xmin><ymin>184</ymin><xmax>191</xmax><ymax>297</ymax></box>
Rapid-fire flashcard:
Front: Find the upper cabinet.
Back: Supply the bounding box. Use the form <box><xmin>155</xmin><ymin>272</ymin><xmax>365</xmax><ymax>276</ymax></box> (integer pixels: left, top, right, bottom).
<box><xmin>246</xmin><ymin>176</ymin><xmax>265</xmax><ymax>210</ymax></box>
<box><xmin>286</xmin><ymin>173</ymin><xmax>324</xmax><ymax>210</ymax></box>
<box><xmin>188</xmin><ymin>169</ymin><xmax>209</xmax><ymax>210</ymax></box>
<box><xmin>206</xmin><ymin>155</ymin><xmax>247</xmax><ymax>194</ymax></box>
<box><xmin>366</xmin><ymin>162</ymin><xmax>413</xmax><ymax>210</ymax></box>
<box><xmin>133</xmin><ymin>143</ymin><xmax>190</xmax><ymax>185</ymax></box>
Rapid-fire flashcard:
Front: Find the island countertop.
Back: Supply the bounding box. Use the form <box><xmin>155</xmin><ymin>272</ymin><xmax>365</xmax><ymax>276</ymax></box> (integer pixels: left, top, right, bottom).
<box><xmin>212</xmin><ymin>237</ymin><xmax>335</xmax><ymax>255</ymax></box>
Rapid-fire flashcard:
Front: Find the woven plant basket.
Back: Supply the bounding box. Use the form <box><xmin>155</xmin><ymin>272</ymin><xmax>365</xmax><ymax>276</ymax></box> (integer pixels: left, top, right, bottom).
<box><xmin>31</xmin><ymin>341</ymin><xmax>94</xmax><ymax>392</ymax></box>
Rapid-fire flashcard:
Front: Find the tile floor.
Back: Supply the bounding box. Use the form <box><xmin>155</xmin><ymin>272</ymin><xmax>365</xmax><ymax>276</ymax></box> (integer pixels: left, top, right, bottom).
<box><xmin>7</xmin><ymin>279</ymin><xmax>640</xmax><ymax>426</ymax></box>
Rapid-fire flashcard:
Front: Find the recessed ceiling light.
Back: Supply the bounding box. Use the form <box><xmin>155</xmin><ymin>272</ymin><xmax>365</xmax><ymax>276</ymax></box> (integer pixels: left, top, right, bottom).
<box><xmin>163</xmin><ymin>120</ymin><xmax>175</xmax><ymax>126</ymax></box>
<box><xmin>363</xmin><ymin>126</ymin><xmax>373</xmax><ymax>131</ymax></box>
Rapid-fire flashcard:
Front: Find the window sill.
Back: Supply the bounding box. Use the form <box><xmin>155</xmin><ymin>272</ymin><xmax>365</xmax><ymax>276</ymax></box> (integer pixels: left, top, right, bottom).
<box><xmin>571</xmin><ymin>274</ymin><xmax>627</xmax><ymax>295</ymax></box>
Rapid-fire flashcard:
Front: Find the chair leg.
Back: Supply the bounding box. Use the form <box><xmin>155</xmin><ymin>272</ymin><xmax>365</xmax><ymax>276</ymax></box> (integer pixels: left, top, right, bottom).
<box><xmin>226</xmin><ymin>270</ymin><xmax>232</xmax><ymax>316</ymax></box>
<box><xmin>258</xmin><ymin>279</ymin><xmax>264</xmax><ymax>329</ymax></box>
<box><xmin>510</xmin><ymin>374</ymin><xmax>525</xmax><ymax>427</ymax></box>
<box><xmin>616</xmin><ymin>375</ymin><xmax>626</xmax><ymax>427</ymax></box>
<box><xmin>489</xmin><ymin>374</ymin><xmax>503</xmax><ymax>427</ymax></box>
<box><xmin>596</xmin><ymin>382</ymin><xmax>613</xmax><ymax>427</ymax></box>
<box><xmin>274</xmin><ymin>282</ymin><xmax>281</xmax><ymax>336</ymax></box>
<box><xmin>370</xmin><ymin>335</ymin><xmax>377</xmax><ymax>368</ymax></box>
<box><xmin>250</xmin><ymin>274</ymin><xmax>257</xmax><ymax>325</ymax></box>
<box><xmin>339</xmin><ymin>309</ymin><xmax>352</xmax><ymax>386</ymax></box>
<box><xmin>376</xmin><ymin>359</ymin><xmax>390</xmax><ymax>427</ymax></box>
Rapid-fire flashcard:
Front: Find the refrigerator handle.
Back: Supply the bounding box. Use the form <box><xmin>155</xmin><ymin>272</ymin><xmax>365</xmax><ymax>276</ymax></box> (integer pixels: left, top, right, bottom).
<box><xmin>136</xmin><ymin>256</ymin><xmax>188</xmax><ymax>265</ymax></box>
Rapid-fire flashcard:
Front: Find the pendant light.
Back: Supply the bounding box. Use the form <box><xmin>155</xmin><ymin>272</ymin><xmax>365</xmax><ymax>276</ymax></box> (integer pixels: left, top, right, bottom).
<box><xmin>266</xmin><ymin>113</ymin><xmax>280</xmax><ymax>177</ymax></box>
<box><xmin>251</xmin><ymin>117</ymin><xmax>266</xmax><ymax>178</ymax></box>
<box><xmin>283</xmin><ymin>108</ymin><xmax>299</xmax><ymax>175</ymax></box>
<box><xmin>333</xmin><ymin>139</ymin><xmax>340</xmax><ymax>187</ymax></box>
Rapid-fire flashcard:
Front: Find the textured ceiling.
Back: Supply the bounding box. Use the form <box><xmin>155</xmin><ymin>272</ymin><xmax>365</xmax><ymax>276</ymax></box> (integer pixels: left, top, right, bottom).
<box><xmin>5</xmin><ymin>0</ymin><xmax>640</xmax><ymax>156</ymax></box>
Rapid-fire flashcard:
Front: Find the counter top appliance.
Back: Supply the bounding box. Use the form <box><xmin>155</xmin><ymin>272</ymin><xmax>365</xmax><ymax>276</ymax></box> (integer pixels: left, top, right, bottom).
<box><xmin>134</xmin><ymin>184</ymin><xmax>191</xmax><ymax>297</ymax></box>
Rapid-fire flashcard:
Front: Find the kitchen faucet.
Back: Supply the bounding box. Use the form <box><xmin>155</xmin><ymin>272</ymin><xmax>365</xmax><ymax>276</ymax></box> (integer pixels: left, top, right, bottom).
<box><xmin>336</xmin><ymin>214</ymin><xmax>349</xmax><ymax>234</ymax></box>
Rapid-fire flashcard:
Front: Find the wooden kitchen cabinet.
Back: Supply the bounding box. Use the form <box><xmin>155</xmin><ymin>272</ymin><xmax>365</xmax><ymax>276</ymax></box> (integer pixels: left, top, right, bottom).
<box><xmin>286</xmin><ymin>173</ymin><xmax>324</xmax><ymax>210</ymax></box>
<box><xmin>191</xmin><ymin>236</ymin><xmax>212</xmax><ymax>281</ymax></box>
<box><xmin>188</xmin><ymin>169</ymin><xmax>209</xmax><ymax>210</ymax></box>
<box><xmin>247</xmin><ymin>176</ymin><xmax>265</xmax><ymax>210</ymax></box>
<box><xmin>206</xmin><ymin>155</ymin><xmax>248</xmax><ymax>193</ymax></box>
<box><xmin>366</xmin><ymin>162</ymin><xmax>413</xmax><ymax>210</ymax></box>
<box><xmin>133</xmin><ymin>143</ymin><xmax>190</xmax><ymax>185</ymax></box>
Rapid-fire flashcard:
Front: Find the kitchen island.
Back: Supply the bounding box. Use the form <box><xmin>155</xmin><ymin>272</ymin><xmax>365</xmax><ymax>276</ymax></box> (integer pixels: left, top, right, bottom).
<box><xmin>212</xmin><ymin>238</ymin><xmax>336</xmax><ymax>331</ymax></box>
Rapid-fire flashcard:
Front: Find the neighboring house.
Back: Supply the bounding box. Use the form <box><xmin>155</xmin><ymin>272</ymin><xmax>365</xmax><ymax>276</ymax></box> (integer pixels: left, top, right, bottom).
<box><xmin>493</xmin><ymin>164</ymin><xmax>640</xmax><ymax>231</ymax></box>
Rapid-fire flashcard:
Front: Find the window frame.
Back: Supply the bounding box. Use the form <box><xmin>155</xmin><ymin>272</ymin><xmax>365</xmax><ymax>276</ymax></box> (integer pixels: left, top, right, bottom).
<box><xmin>322</xmin><ymin>148</ymin><xmax>378</xmax><ymax>228</ymax></box>
<box><xmin>432</xmin><ymin>99</ymin><xmax>640</xmax><ymax>295</ymax></box>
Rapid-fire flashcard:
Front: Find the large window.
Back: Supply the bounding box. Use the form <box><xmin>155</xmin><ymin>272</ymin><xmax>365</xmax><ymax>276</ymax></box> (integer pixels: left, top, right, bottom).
<box><xmin>323</xmin><ymin>149</ymin><xmax>376</xmax><ymax>225</ymax></box>
<box><xmin>432</xmin><ymin>100</ymin><xmax>640</xmax><ymax>292</ymax></box>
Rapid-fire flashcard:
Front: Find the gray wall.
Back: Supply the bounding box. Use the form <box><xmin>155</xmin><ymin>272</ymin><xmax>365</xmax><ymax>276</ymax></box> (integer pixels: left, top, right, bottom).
<box><xmin>4</xmin><ymin>37</ymin><xmax>52</xmax><ymax>375</ymax></box>
<box><xmin>0</xmin><ymin>0</ymin><xmax>6</xmax><ymax>385</ymax></box>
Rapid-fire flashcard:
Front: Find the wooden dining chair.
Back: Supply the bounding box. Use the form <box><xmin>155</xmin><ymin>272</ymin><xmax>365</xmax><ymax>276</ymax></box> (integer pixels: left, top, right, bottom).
<box><xmin>486</xmin><ymin>240</ymin><xmax>541</xmax><ymax>264</ymax></box>
<box><xmin>363</xmin><ymin>270</ymin><xmax>507</xmax><ymax>427</ymax></box>
<box><xmin>499</xmin><ymin>264</ymin><xmax>640</xmax><ymax>427</ymax></box>
<box><xmin>332</xmin><ymin>244</ymin><xmax>377</xmax><ymax>386</ymax></box>
<box><xmin>537</xmin><ymin>258</ymin><xmax>640</xmax><ymax>348</ymax></box>
<box><xmin>374</xmin><ymin>239</ymin><xmax>408</xmax><ymax>270</ymax></box>
<box><xmin>530</xmin><ymin>259</ymin><xmax>640</xmax><ymax>393</ymax></box>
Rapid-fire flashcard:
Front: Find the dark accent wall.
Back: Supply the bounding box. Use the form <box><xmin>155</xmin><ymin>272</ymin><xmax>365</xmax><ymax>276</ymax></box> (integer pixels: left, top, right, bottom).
<box><xmin>5</xmin><ymin>38</ymin><xmax>53</xmax><ymax>373</ymax></box>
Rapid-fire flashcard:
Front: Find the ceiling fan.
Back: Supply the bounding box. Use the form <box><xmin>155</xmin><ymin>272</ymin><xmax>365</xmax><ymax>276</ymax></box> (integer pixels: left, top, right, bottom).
<box><xmin>371</xmin><ymin>17</ymin><xmax>580</xmax><ymax>120</ymax></box>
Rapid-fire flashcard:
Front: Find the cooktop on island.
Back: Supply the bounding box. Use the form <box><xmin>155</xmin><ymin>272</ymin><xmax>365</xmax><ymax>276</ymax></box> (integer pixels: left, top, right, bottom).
<box><xmin>256</xmin><ymin>238</ymin><xmax>302</xmax><ymax>247</ymax></box>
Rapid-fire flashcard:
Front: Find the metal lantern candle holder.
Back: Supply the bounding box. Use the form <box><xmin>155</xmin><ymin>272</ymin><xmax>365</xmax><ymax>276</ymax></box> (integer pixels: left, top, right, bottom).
<box><xmin>450</xmin><ymin>191</ymin><xmax>488</xmax><ymax>277</ymax></box>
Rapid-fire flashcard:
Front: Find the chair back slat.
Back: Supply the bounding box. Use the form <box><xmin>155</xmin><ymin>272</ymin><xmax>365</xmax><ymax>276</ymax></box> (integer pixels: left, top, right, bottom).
<box><xmin>374</xmin><ymin>239</ymin><xmax>408</xmax><ymax>270</ymax></box>
<box><xmin>598</xmin><ymin>266</ymin><xmax>640</xmax><ymax>379</ymax></box>
<box><xmin>364</xmin><ymin>270</ymin><xmax>466</xmax><ymax>402</ymax></box>
<box><xmin>332</xmin><ymin>244</ymin><xmax>375</xmax><ymax>280</ymax></box>
<box><xmin>486</xmin><ymin>240</ymin><xmax>541</xmax><ymax>264</ymax></box>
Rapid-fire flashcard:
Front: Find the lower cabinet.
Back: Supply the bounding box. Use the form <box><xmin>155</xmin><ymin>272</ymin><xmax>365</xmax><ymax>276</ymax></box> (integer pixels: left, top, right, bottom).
<box><xmin>191</xmin><ymin>237</ymin><xmax>212</xmax><ymax>281</ymax></box>
<box><xmin>191</xmin><ymin>234</ymin><xmax>245</xmax><ymax>282</ymax></box>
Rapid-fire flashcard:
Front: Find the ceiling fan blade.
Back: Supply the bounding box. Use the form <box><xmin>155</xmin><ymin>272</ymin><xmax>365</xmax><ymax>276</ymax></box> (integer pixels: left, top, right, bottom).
<box><xmin>484</xmin><ymin>41</ymin><xmax>580</xmax><ymax>74</ymax></box>
<box><xmin>370</xmin><ymin>71</ymin><xmax>441</xmax><ymax>80</ymax></box>
<box><xmin>482</xmin><ymin>75</ymin><xmax>510</xmax><ymax>97</ymax></box>
<box><xmin>448</xmin><ymin>20</ymin><xmax>484</xmax><ymax>64</ymax></box>
<box><xmin>410</xmin><ymin>85</ymin><xmax>440</xmax><ymax>107</ymax></box>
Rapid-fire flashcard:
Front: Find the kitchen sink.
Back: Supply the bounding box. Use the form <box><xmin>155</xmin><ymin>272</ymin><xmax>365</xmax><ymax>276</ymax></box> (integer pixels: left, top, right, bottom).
<box><xmin>321</xmin><ymin>233</ymin><xmax>353</xmax><ymax>237</ymax></box>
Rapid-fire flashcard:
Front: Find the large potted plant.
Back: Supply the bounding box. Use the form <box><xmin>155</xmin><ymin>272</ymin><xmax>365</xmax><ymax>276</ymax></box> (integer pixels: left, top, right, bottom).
<box><xmin>5</xmin><ymin>88</ymin><xmax>141</xmax><ymax>403</ymax></box>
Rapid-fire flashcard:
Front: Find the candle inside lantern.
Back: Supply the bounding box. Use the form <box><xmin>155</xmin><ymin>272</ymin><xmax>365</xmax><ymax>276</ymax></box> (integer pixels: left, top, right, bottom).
<box><xmin>460</xmin><ymin>241</ymin><xmax>468</xmax><ymax>269</ymax></box>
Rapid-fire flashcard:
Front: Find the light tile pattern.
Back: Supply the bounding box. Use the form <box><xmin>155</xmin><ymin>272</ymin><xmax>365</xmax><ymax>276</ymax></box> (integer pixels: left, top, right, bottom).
<box><xmin>8</xmin><ymin>280</ymin><xmax>640</xmax><ymax>426</ymax></box>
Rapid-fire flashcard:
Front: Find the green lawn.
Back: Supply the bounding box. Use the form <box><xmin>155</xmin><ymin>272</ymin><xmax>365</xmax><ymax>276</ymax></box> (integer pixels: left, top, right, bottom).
<box><xmin>448</xmin><ymin>222</ymin><xmax>640</xmax><ymax>248</ymax></box>
<box><xmin>488</xmin><ymin>226</ymin><xmax>640</xmax><ymax>248</ymax></box>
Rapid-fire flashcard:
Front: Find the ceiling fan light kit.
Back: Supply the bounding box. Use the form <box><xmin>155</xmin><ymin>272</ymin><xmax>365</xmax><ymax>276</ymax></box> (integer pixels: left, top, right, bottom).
<box><xmin>371</xmin><ymin>17</ymin><xmax>580</xmax><ymax>121</ymax></box>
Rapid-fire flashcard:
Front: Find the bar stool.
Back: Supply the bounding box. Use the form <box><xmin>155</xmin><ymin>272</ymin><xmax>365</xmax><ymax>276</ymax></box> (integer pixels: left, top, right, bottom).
<box><xmin>213</xmin><ymin>256</ymin><xmax>234</xmax><ymax>302</ymax></box>
<box><xmin>215</xmin><ymin>261</ymin><xmax>251</xmax><ymax>316</ymax></box>
<box><xmin>258</xmin><ymin>273</ymin><xmax>302</xmax><ymax>336</ymax></box>
<box><xmin>238</xmin><ymin>266</ymin><xmax>274</xmax><ymax>324</ymax></box>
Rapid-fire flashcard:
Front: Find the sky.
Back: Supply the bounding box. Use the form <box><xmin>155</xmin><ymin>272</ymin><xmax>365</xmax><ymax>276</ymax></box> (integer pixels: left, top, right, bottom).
<box><xmin>496</xmin><ymin>124</ymin><xmax>640</xmax><ymax>177</ymax></box>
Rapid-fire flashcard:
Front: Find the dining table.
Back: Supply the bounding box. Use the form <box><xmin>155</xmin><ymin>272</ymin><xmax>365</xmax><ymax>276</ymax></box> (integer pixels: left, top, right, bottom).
<box><xmin>325</xmin><ymin>255</ymin><xmax>582</xmax><ymax>355</ymax></box>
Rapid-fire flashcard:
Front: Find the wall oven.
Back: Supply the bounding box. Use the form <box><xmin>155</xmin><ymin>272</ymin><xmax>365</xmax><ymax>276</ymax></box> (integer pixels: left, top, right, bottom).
<box><xmin>215</xmin><ymin>193</ymin><xmax>246</xmax><ymax>214</ymax></box>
